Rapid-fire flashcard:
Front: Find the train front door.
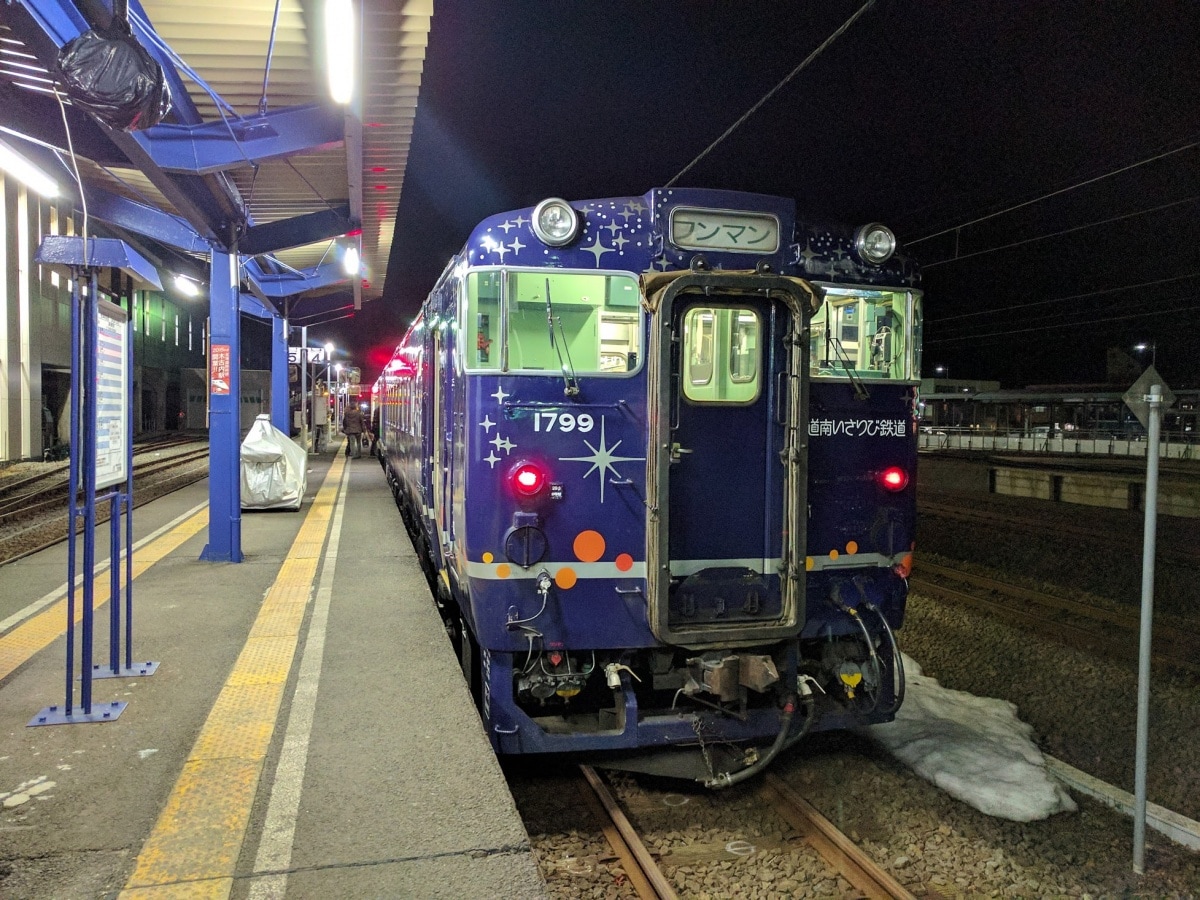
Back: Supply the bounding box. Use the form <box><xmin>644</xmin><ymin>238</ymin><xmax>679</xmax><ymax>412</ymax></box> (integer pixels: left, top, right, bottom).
<box><xmin>648</xmin><ymin>273</ymin><xmax>810</xmax><ymax>646</ymax></box>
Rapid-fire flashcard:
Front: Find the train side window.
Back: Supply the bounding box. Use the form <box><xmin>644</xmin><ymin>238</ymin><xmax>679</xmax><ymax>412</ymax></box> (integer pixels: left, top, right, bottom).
<box><xmin>465</xmin><ymin>272</ymin><xmax>502</xmax><ymax>370</ymax></box>
<box><xmin>682</xmin><ymin>306</ymin><xmax>760</xmax><ymax>404</ymax></box>
<box><xmin>810</xmin><ymin>287</ymin><xmax>920</xmax><ymax>381</ymax></box>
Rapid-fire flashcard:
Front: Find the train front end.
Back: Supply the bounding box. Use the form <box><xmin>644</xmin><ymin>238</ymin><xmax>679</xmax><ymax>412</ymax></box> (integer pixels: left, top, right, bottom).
<box><xmin>416</xmin><ymin>190</ymin><xmax>921</xmax><ymax>785</ymax></box>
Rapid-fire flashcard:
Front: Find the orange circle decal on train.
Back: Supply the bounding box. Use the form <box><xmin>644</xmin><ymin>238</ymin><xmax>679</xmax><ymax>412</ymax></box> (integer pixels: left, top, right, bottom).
<box><xmin>573</xmin><ymin>530</ymin><xmax>605</xmax><ymax>563</ymax></box>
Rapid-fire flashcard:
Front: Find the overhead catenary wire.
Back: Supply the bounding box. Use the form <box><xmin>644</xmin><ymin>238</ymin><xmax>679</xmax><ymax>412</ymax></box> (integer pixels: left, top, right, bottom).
<box><xmin>934</xmin><ymin>272</ymin><xmax>1200</xmax><ymax>324</ymax></box>
<box><xmin>935</xmin><ymin>294</ymin><xmax>1198</xmax><ymax>342</ymax></box>
<box><xmin>926</xmin><ymin>298</ymin><xmax>1199</xmax><ymax>345</ymax></box>
<box><xmin>931</xmin><ymin>289</ymin><xmax>1198</xmax><ymax>341</ymax></box>
<box><xmin>665</xmin><ymin>0</ymin><xmax>877</xmax><ymax>188</ymax></box>
<box><xmin>921</xmin><ymin>194</ymin><xmax>1200</xmax><ymax>269</ymax></box>
<box><xmin>907</xmin><ymin>137</ymin><xmax>1200</xmax><ymax>247</ymax></box>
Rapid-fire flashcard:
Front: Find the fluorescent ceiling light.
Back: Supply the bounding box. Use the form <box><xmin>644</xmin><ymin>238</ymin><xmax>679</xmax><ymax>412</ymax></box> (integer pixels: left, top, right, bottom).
<box><xmin>174</xmin><ymin>273</ymin><xmax>200</xmax><ymax>297</ymax></box>
<box><xmin>0</xmin><ymin>138</ymin><xmax>58</xmax><ymax>198</ymax></box>
<box><xmin>342</xmin><ymin>244</ymin><xmax>360</xmax><ymax>275</ymax></box>
<box><xmin>325</xmin><ymin>0</ymin><xmax>356</xmax><ymax>104</ymax></box>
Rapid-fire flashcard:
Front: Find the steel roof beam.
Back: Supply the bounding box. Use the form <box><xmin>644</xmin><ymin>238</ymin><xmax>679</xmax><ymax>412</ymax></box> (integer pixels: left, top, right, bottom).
<box><xmin>239</xmin><ymin>293</ymin><xmax>274</xmax><ymax>319</ymax></box>
<box><xmin>11</xmin><ymin>0</ymin><xmax>90</xmax><ymax>51</ymax></box>
<box><xmin>129</xmin><ymin>104</ymin><xmax>345</xmax><ymax>175</ymax></box>
<box><xmin>250</xmin><ymin>259</ymin><xmax>350</xmax><ymax>298</ymax></box>
<box><xmin>10</xmin><ymin>0</ymin><xmax>227</xmax><ymax>242</ymax></box>
<box><xmin>84</xmin><ymin>185</ymin><xmax>210</xmax><ymax>254</ymax></box>
<box><xmin>239</xmin><ymin>204</ymin><xmax>353</xmax><ymax>256</ymax></box>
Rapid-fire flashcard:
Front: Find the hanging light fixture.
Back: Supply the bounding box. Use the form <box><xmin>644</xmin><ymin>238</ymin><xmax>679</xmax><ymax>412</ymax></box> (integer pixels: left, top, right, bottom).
<box><xmin>173</xmin><ymin>273</ymin><xmax>201</xmax><ymax>297</ymax></box>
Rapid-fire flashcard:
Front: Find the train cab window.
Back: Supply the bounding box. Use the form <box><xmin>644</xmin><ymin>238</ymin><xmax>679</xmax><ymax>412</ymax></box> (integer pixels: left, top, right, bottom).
<box><xmin>467</xmin><ymin>269</ymin><xmax>641</xmax><ymax>375</ymax></box>
<box><xmin>809</xmin><ymin>286</ymin><xmax>922</xmax><ymax>381</ymax></box>
<box><xmin>465</xmin><ymin>272</ymin><xmax>502</xmax><ymax>370</ymax></box>
<box><xmin>682</xmin><ymin>306</ymin><xmax>760</xmax><ymax>403</ymax></box>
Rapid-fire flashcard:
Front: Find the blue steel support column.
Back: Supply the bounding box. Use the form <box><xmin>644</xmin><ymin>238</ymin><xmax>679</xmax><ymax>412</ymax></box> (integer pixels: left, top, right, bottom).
<box><xmin>201</xmin><ymin>248</ymin><xmax>243</xmax><ymax>562</ymax></box>
<box><xmin>271</xmin><ymin>314</ymin><xmax>290</xmax><ymax>434</ymax></box>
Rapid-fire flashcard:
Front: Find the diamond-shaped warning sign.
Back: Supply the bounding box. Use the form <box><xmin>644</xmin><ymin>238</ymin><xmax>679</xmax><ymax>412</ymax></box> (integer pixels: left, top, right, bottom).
<box><xmin>1122</xmin><ymin>366</ymin><xmax>1175</xmax><ymax>431</ymax></box>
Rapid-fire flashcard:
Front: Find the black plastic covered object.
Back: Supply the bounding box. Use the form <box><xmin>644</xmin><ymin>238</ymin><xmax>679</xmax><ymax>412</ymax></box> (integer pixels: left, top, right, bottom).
<box><xmin>56</xmin><ymin>21</ymin><xmax>171</xmax><ymax>132</ymax></box>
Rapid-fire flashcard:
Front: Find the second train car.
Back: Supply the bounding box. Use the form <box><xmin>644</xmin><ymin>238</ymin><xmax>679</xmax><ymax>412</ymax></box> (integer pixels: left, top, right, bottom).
<box><xmin>376</xmin><ymin>188</ymin><xmax>921</xmax><ymax>786</ymax></box>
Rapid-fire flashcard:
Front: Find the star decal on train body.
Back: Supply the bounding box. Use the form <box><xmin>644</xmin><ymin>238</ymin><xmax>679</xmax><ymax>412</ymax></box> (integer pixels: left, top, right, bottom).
<box><xmin>558</xmin><ymin>418</ymin><xmax>643</xmax><ymax>503</ymax></box>
<box><xmin>581</xmin><ymin>234</ymin><xmax>614</xmax><ymax>267</ymax></box>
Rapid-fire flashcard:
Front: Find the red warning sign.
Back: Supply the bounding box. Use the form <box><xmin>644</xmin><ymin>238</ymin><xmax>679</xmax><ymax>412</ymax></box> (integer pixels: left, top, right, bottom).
<box><xmin>210</xmin><ymin>343</ymin><xmax>231</xmax><ymax>395</ymax></box>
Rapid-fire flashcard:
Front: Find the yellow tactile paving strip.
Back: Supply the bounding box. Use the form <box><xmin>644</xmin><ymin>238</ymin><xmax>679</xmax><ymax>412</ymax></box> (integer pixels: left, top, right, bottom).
<box><xmin>0</xmin><ymin>509</ymin><xmax>209</xmax><ymax>683</ymax></box>
<box><xmin>120</xmin><ymin>452</ymin><xmax>347</xmax><ymax>899</ymax></box>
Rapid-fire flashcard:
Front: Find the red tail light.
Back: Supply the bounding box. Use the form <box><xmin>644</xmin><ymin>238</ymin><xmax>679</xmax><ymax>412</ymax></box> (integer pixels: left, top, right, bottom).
<box><xmin>511</xmin><ymin>462</ymin><xmax>548</xmax><ymax>497</ymax></box>
<box><xmin>878</xmin><ymin>466</ymin><xmax>909</xmax><ymax>492</ymax></box>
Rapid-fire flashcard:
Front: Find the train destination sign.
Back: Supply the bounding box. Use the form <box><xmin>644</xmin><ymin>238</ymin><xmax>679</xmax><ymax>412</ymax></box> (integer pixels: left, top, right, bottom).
<box><xmin>669</xmin><ymin>207</ymin><xmax>780</xmax><ymax>253</ymax></box>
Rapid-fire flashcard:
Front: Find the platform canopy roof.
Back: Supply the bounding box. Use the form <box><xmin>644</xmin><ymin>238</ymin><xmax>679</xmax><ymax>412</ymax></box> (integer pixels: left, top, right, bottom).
<box><xmin>1</xmin><ymin>0</ymin><xmax>430</xmax><ymax>316</ymax></box>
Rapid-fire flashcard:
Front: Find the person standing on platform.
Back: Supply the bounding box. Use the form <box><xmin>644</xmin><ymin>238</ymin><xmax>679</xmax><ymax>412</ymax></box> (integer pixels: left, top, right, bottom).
<box><xmin>342</xmin><ymin>402</ymin><xmax>364</xmax><ymax>458</ymax></box>
<box><xmin>312</xmin><ymin>391</ymin><xmax>329</xmax><ymax>452</ymax></box>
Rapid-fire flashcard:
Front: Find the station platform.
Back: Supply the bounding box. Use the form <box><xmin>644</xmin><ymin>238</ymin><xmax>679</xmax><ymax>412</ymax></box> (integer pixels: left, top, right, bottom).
<box><xmin>0</xmin><ymin>442</ymin><xmax>547</xmax><ymax>899</ymax></box>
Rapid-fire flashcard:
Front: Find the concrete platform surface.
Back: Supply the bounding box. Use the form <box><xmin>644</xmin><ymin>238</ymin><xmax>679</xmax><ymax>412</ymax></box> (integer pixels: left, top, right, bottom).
<box><xmin>0</xmin><ymin>443</ymin><xmax>547</xmax><ymax>899</ymax></box>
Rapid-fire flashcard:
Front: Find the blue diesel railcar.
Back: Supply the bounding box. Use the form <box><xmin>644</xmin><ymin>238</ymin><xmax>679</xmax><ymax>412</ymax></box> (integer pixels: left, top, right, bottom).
<box><xmin>376</xmin><ymin>188</ymin><xmax>921</xmax><ymax>786</ymax></box>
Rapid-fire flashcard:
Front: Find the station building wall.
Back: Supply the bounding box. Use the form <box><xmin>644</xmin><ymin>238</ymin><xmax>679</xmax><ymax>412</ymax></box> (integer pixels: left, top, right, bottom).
<box><xmin>0</xmin><ymin>173</ymin><xmax>272</xmax><ymax>463</ymax></box>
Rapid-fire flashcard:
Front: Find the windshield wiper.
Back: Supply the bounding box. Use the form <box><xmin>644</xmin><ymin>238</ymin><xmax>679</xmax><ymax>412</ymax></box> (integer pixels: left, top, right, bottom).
<box><xmin>545</xmin><ymin>278</ymin><xmax>580</xmax><ymax>397</ymax></box>
<box><xmin>828</xmin><ymin>335</ymin><xmax>870</xmax><ymax>401</ymax></box>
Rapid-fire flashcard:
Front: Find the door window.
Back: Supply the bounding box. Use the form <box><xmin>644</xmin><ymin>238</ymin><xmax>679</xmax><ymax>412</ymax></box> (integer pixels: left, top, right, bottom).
<box><xmin>682</xmin><ymin>306</ymin><xmax>761</xmax><ymax>403</ymax></box>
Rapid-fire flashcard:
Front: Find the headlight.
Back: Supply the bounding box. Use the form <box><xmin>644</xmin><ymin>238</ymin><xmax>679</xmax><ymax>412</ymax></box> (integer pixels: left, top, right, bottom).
<box><xmin>532</xmin><ymin>197</ymin><xmax>580</xmax><ymax>247</ymax></box>
<box><xmin>853</xmin><ymin>223</ymin><xmax>896</xmax><ymax>265</ymax></box>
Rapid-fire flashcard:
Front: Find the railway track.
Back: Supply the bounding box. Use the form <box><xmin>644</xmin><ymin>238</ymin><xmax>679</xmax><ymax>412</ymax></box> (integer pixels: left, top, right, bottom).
<box><xmin>0</xmin><ymin>442</ymin><xmax>210</xmax><ymax>566</ymax></box>
<box><xmin>917</xmin><ymin>495</ymin><xmax>1200</xmax><ymax>567</ymax></box>
<box><xmin>911</xmin><ymin>559</ymin><xmax>1200</xmax><ymax>675</ymax></box>
<box><xmin>574</xmin><ymin>764</ymin><xmax>918</xmax><ymax>899</ymax></box>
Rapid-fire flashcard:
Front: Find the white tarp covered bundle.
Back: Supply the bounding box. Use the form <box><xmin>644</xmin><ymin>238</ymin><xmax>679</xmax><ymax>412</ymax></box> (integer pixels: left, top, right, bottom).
<box><xmin>240</xmin><ymin>414</ymin><xmax>307</xmax><ymax>510</ymax></box>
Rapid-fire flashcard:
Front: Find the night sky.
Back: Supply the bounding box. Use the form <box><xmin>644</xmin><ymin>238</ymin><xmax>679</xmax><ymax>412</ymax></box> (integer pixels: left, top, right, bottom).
<box><xmin>319</xmin><ymin>0</ymin><xmax>1200</xmax><ymax>389</ymax></box>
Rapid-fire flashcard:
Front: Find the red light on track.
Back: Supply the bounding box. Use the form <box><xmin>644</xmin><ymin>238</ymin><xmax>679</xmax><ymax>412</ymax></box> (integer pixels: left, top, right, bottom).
<box><xmin>879</xmin><ymin>466</ymin><xmax>909</xmax><ymax>491</ymax></box>
<box><xmin>511</xmin><ymin>462</ymin><xmax>548</xmax><ymax>497</ymax></box>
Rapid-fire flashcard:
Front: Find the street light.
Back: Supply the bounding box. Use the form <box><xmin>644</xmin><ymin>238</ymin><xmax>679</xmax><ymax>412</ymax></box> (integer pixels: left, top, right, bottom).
<box><xmin>323</xmin><ymin>343</ymin><xmax>336</xmax><ymax>391</ymax></box>
<box><xmin>934</xmin><ymin>364</ymin><xmax>949</xmax><ymax>380</ymax></box>
<box><xmin>1134</xmin><ymin>342</ymin><xmax>1156</xmax><ymax>367</ymax></box>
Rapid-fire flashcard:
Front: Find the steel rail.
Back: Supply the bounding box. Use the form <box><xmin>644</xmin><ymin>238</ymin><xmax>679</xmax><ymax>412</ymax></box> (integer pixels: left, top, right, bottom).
<box><xmin>578</xmin><ymin>764</ymin><xmax>678</xmax><ymax>900</ymax></box>
<box><xmin>762</xmin><ymin>774</ymin><xmax>917</xmax><ymax>900</ymax></box>
<box><xmin>910</xmin><ymin>571</ymin><xmax>1200</xmax><ymax>675</ymax></box>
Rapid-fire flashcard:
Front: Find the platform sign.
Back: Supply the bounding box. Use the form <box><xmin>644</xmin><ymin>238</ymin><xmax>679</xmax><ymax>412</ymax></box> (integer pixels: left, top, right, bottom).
<box><xmin>96</xmin><ymin>300</ymin><xmax>129</xmax><ymax>490</ymax></box>
<box><xmin>288</xmin><ymin>347</ymin><xmax>327</xmax><ymax>364</ymax></box>
<box><xmin>210</xmin><ymin>343</ymin><xmax>232</xmax><ymax>395</ymax></box>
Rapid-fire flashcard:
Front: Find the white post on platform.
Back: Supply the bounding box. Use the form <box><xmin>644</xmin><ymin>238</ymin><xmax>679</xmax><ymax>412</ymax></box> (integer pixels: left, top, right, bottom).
<box><xmin>1132</xmin><ymin>383</ymin><xmax>1162</xmax><ymax>874</ymax></box>
<box><xmin>298</xmin><ymin>325</ymin><xmax>309</xmax><ymax>453</ymax></box>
